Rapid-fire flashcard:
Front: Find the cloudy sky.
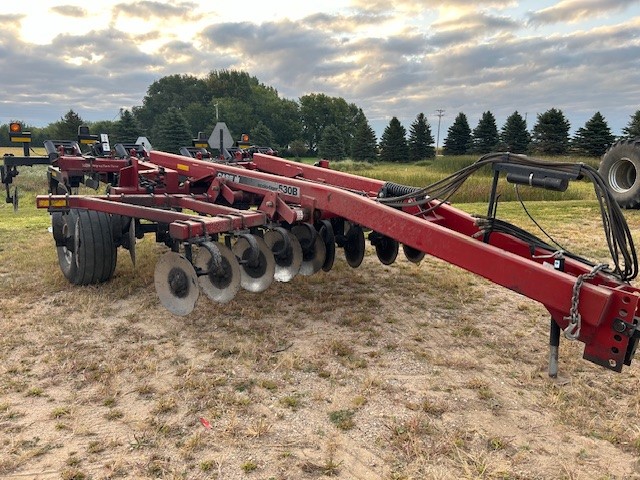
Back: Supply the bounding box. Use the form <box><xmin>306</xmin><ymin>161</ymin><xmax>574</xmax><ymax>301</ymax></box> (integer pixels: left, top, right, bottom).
<box><xmin>1</xmin><ymin>0</ymin><xmax>639</xmax><ymax>140</ymax></box>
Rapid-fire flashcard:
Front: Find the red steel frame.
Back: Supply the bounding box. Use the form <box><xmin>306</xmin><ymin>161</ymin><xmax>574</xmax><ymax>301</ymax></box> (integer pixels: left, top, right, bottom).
<box><xmin>37</xmin><ymin>151</ymin><xmax>640</xmax><ymax>372</ymax></box>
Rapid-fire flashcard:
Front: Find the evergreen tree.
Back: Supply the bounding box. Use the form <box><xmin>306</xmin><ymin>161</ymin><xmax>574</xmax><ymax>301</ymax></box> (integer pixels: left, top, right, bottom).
<box><xmin>379</xmin><ymin>117</ymin><xmax>409</xmax><ymax>162</ymax></box>
<box><xmin>472</xmin><ymin>111</ymin><xmax>499</xmax><ymax>154</ymax></box>
<box><xmin>151</xmin><ymin>108</ymin><xmax>192</xmax><ymax>154</ymax></box>
<box><xmin>51</xmin><ymin>109</ymin><xmax>85</xmax><ymax>140</ymax></box>
<box><xmin>351</xmin><ymin>118</ymin><xmax>378</xmax><ymax>161</ymax></box>
<box><xmin>114</xmin><ymin>109</ymin><xmax>142</xmax><ymax>144</ymax></box>
<box><xmin>501</xmin><ymin>111</ymin><xmax>530</xmax><ymax>153</ymax></box>
<box><xmin>318</xmin><ymin>125</ymin><xmax>346</xmax><ymax>160</ymax></box>
<box><xmin>572</xmin><ymin>112</ymin><xmax>615</xmax><ymax>157</ymax></box>
<box><xmin>442</xmin><ymin>112</ymin><xmax>472</xmax><ymax>155</ymax></box>
<box><xmin>408</xmin><ymin>113</ymin><xmax>435</xmax><ymax>160</ymax></box>
<box><xmin>250</xmin><ymin>121</ymin><xmax>275</xmax><ymax>146</ymax></box>
<box><xmin>622</xmin><ymin>110</ymin><xmax>640</xmax><ymax>137</ymax></box>
<box><xmin>531</xmin><ymin>108</ymin><xmax>571</xmax><ymax>155</ymax></box>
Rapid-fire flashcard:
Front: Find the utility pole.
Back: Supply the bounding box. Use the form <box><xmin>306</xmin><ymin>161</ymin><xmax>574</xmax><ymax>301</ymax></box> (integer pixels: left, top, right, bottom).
<box><xmin>435</xmin><ymin>109</ymin><xmax>445</xmax><ymax>155</ymax></box>
<box><xmin>214</xmin><ymin>103</ymin><xmax>219</xmax><ymax>122</ymax></box>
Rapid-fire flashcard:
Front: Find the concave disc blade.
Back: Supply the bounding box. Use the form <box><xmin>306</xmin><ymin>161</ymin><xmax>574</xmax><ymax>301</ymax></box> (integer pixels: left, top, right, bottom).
<box><xmin>344</xmin><ymin>224</ymin><xmax>365</xmax><ymax>268</ymax></box>
<box><xmin>375</xmin><ymin>235</ymin><xmax>399</xmax><ymax>265</ymax></box>
<box><xmin>403</xmin><ymin>244</ymin><xmax>425</xmax><ymax>264</ymax></box>
<box><xmin>195</xmin><ymin>242</ymin><xmax>241</xmax><ymax>303</ymax></box>
<box><xmin>232</xmin><ymin>235</ymin><xmax>276</xmax><ymax>292</ymax></box>
<box><xmin>128</xmin><ymin>218</ymin><xmax>136</xmax><ymax>266</ymax></box>
<box><xmin>292</xmin><ymin>224</ymin><xmax>326</xmax><ymax>276</ymax></box>
<box><xmin>318</xmin><ymin>219</ymin><xmax>336</xmax><ymax>272</ymax></box>
<box><xmin>154</xmin><ymin>251</ymin><xmax>199</xmax><ymax>316</ymax></box>
<box><xmin>264</xmin><ymin>229</ymin><xmax>302</xmax><ymax>282</ymax></box>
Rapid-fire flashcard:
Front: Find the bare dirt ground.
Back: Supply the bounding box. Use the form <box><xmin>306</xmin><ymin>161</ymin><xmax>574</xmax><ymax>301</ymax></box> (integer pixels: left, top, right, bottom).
<box><xmin>2</xmin><ymin>208</ymin><xmax>640</xmax><ymax>479</ymax></box>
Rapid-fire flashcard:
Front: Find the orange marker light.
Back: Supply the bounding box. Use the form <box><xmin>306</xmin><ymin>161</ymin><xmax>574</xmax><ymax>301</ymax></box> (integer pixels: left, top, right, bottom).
<box><xmin>9</xmin><ymin>122</ymin><xmax>21</xmax><ymax>133</ymax></box>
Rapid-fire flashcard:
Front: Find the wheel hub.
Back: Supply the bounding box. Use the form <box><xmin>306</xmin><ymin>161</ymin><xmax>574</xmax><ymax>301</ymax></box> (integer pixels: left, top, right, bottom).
<box><xmin>168</xmin><ymin>267</ymin><xmax>190</xmax><ymax>298</ymax></box>
<box><xmin>609</xmin><ymin>157</ymin><xmax>636</xmax><ymax>193</ymax></box>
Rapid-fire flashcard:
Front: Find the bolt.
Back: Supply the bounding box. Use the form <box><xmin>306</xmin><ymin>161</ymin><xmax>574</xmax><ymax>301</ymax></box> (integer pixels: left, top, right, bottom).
<box><xmin>612</xmin><ymin>318</ymin><xmax>627</xmax><ymax>333</ymax></box>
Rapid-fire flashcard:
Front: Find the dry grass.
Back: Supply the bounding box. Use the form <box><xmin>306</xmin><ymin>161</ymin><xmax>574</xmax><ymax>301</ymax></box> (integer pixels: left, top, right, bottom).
<box><xmin>2</xmin><ymin>157</ymin><xmax>640</xmax><ymax>479</ymax></box>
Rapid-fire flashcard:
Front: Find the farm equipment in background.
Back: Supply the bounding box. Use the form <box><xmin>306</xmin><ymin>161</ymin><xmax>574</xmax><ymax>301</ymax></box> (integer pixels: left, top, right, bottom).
<box><xmin>2</xmin><ymin>122</ymin><xmax>52</xmax><ymax>209</ymax></box>
<box><xmin>35</xmin><ymin>146</ymin><xmax>640</xmax><ymax>376</ymax></box>
<box><xmin>2</xmin><ymin>122</ymin><xmax>277</xmax><ymax>209</ymax></box>
<box><xmin>1</xmin><ymin>123</ymin><xmax>150</xmax><ymax>208</ymax></box>
<box><xmin>222</xmin><ymin>132</ymin><xmax>277</xmax><ymax>161</ymax></box>
<box><xmin>180</xmin><ymin>132</ymin><xmax>214</xmax><ymax>160</ymax></box>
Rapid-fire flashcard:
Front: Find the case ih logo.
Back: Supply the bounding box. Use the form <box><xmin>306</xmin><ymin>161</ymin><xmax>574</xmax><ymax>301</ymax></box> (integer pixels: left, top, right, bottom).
<box><xmin>216</xmin><ymin>172</ymin><xmax>240</xmax><ymax>183</ymax></box>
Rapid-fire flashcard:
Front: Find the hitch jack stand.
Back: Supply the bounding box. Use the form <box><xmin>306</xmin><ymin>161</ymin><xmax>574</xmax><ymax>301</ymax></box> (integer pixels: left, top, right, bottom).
<box><xmin>548</xmin><ymin>254</ymin><xmax>566</xmax><ymax>378</ymax></box>
<box><xmin>549</xmin><ymin>318</ymin><xmax>560</xmax><ymax>378</ymax></box>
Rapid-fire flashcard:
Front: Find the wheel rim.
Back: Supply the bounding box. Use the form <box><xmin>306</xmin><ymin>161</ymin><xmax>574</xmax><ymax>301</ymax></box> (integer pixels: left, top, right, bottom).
<box><xmin>608</xmin><ymin>157</ymin><xmax>637</xmax><ymax>193</ymax></box>
<box><xmin>59</xmin><ymin>217</ymin><xmax>77</xmax><ymax>268</ymax></box>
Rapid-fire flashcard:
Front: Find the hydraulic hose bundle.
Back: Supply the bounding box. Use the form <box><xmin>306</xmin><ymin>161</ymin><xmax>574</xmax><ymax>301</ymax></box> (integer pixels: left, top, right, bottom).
<box><xmin>378</xmin><ymin>153</ymin><xmax>638</xmax><ymax>282</ymax></box>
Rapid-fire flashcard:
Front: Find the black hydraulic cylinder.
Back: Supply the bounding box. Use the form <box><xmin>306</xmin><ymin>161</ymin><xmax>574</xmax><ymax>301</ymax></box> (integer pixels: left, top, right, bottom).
<box><xmin>506</xmin><ymin>173</ymin><xmax>568</xmax><ymax>192</ymax></box>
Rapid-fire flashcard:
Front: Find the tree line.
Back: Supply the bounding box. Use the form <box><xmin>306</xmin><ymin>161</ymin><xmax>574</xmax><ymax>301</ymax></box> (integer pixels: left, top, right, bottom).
<box><xmin>2</xmin><ymin>69</ymin><xmax>640</xmax><ymax>161</ymax></box>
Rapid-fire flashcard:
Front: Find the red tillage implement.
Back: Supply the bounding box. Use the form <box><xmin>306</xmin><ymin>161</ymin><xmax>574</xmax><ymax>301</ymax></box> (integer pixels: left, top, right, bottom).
<box><xmin>37</xmin><ymin>150</ymin><xmax>640</xmax><ymax>374</ymax></box>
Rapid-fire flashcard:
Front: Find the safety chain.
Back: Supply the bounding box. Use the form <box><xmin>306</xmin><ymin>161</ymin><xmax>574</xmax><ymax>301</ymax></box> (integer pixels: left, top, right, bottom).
<box><xmin>563</xmin><ymin>263</ymin><xmax>608</xmax><ymax>340</ymax></box>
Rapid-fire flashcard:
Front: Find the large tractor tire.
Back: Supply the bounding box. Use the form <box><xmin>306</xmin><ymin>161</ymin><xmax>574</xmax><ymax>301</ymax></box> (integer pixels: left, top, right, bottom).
<box><xmin>55</xmin><ymin>209</ymin><xmax>117</xmax><ymax>285</ymax></box>
<box><xmin>599</xmin><ymin>138</ymin><xmax>640</xmax><ymax>208</ymax></box>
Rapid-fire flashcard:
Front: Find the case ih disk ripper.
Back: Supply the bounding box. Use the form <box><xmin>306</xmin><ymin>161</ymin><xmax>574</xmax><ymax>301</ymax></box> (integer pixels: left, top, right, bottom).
<box><xmin>33</xmin><ymin>146</ymin><xmax>640</xmax><ymax>374</ymax></box>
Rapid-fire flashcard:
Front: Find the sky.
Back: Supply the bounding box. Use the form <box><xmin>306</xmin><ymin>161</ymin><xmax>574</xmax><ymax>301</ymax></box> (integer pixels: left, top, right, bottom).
<box><xmin>1</xmin><ymin>0</ymin><xmax>639</xmax><ymax>142</ymax></box>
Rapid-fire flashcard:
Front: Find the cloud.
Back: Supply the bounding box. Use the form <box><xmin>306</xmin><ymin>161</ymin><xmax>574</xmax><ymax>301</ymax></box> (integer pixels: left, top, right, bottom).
<box><xmin>157</xmin><ymin>40</ymin><xmax>199</xmax><ymax>65</ymax></box>
<box><xmin>349</xmin><ymin>0</ymin><xmax>515</xmax><ymax>14</ymax></box>
<box><xmin>50</xmin><ymin>5</ymin><xmax>87</xmax><ymax>18</ymax></box>
<box><xmin>433</xmin><ymin>11</ymin><xmax>521</xmax><ymax>31</ymax></box>
<box><xmin>112</xmin><ymin>1</ymin><xmax>197</xmax><ymax>20</ymax></box>
<box><xmin>528</xmin><ymin>0</ymin><xmax>640</xmax><ymax>25</ymax></box>
<box><xmin>429</xmin><ymin>11</ymin><xmax>521</xmax><ymax>47</ymax></box>
<box><xmin>199</xmin><ymin>20</ymin><xmax>340</xmax><ymax>89</ymax></box>
<box><xmin>304</xmin><ymin>12</ymin><xmax>390</xmax><ymax>32</ymax></box>
<box><xmin>0</xmin><ymin>13</ymin><xmax>25</xmax><ymax>26</ymax></box>
<box><xmin>0</xmin><ymin>28</ymin><xmax>163</xmax><ymax>125</ymax></box>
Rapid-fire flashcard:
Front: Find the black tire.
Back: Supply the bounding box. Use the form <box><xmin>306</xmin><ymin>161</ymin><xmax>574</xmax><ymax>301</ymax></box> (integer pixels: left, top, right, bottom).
<box><xmin>56</xmin><ymin>209</ymin><xmax>117</xmax><ymax>285</ymax></box>
<box><xmin>599</xmin><ymin>138</ymin><xmax>640</xmax><ymax>208</ymax></box>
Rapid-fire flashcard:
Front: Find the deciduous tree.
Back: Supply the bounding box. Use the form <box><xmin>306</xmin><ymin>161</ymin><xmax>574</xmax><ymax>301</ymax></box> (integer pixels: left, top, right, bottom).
<box><xmin>289</xmin><ymin>139</ymin><xmax>308</xmax><ymax>158</ymax></box>
<box><xmin>250</xmin><ymin>121</ymin><xmax>275</xmax><ymax>146</ymax></box>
